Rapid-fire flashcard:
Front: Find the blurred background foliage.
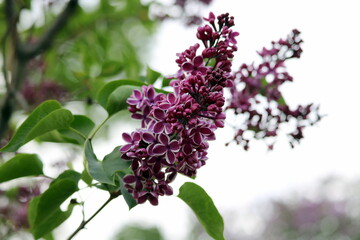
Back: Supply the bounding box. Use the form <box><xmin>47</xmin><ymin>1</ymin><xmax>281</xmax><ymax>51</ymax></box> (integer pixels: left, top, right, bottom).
<box><xmin>113</xmin><ymin>224</ymin><xmax>164</xmax><ymax>240</ymax></box>
<box><xmin>6</xmin><ymin>0</ymin><xmax>156</xmax><ymax>108</ymax></box>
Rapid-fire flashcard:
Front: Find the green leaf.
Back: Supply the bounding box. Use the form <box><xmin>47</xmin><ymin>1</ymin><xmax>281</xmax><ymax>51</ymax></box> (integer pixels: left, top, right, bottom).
<box><xmin>36</xmin><ymin>130</ymin><xmax>79</xmax><ymax>145</ymax></box>
<box><xmin>97</xmin><ymin>79</ymin><xmax>145</xmax><ymax>109</ymax></box>
<box><xmin>161</xmin><ymin>77</ymin><xmax>175</xmax><ymax>88</ymax></box>
<box><xmin>81</xmin><ymin>168</ymin><xmax>93</xmax><ymax>186</ymax></box>
<box><xmin>37</xmin><ymin>115</ymin><xmax>95</xmax><ymax>145</ymax></box>
<box><xmin>31</xmin><ymin>201</ymin><xmax>75</xmax><ymax>239</ymax></box>
<box><xmin>206</xmin><ymin>57</ymin><xmax>217</xmax><ymax>68</ymax></box>
<box><xmin>0</xmin><ymin>100</ymin><xmax>74</xmax><ymax>152</ymax></box>
<box><xmin>92</xmin><ymin>147</ymin><xmax>136</xmax><ymax>209</ymax></box>
<box><xmin>0</xmin><ymin>154</ymin><xmax>43</xmax><ymax>183</ymax></box>
<box><xmin>28</xmin><ymin>170</ymin><xmax>80</xmax><ymax>239</ymax></box>
<box><xmin>84</xmin><ymin>139</ymin><xmax>113</xmax><ymax>185</ymax></box>
<box><xmin>146</xmin><ymin>66</ymin><xmax>161</xmax><ymax>84</ymax></box>
<box><xmin>67</xmin><ymin>115</ymin><xmax>95</xmax><ymax>137</ymax></box>
<box><xmin>51</xmin><ymin>170</ymin><xmax>81</xmax><ymax>186</ymax></box>
<box><xmin>178</xmin><ymin>182</ymin><xmax>225</xmax><ymax>240</ymax></box>
<box><xmin>102</xmin><ymin>146</ymin><xmax>131</xmax><ymax>181</ymax></box>
<box><xmin>106</xmin><ymin>85</ymin><xmax>138</xmax><ymax>116</ymax></box>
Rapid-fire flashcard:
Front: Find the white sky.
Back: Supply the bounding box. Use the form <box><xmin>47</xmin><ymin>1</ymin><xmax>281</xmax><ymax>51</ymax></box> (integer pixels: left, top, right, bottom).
<box><xmin>27</xmin><ymin>0</ymin><xmax>360</xmax><ymax>239</ymax></box>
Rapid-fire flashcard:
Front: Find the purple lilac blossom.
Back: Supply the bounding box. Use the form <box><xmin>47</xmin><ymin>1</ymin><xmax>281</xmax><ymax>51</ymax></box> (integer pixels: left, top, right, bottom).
<box><xmin>226</xmin><ymin>29</ymin><xmax>321</xmax><ymax>150</ymax></box>
<box><xmin>120</xmin><ymin>12</ymin><xmax>238</xmax><ymax>205</ymax></box>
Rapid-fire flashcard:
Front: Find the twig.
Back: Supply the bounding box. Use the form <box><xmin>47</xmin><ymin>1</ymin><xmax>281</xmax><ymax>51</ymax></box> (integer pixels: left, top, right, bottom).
<box><xmin>67</xmin><ymin>192</ymin><xmax>120</xmax><ymax>240</ymax></box>
<box><xmin>18</xmin><ymin>0</ymin><xmax>79</xmax><ymax>59</ymax></box>
<box><xmin>89</xmin><ymin>116</ymin><xmax>110</xmax><ymax>140</ymax></box>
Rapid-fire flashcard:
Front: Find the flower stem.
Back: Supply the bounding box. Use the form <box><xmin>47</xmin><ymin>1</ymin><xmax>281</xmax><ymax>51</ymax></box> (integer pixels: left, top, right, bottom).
<box><xmin>89</xmin><ymin>116</ymin><xmax>110</xmax><ymax>140</ymax></box>
<box><xmin>67</xmin><ymin>192</ymin><xmax>120</xmax><ymax>240</ymax></box>
<box><xmin>69</xmin><ymin>127</ymin><xmax>87</xmax><ymax>140</ymax></box>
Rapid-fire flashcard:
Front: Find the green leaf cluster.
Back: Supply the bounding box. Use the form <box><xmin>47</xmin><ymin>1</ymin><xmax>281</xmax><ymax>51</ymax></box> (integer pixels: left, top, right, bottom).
<box><xmin>39</xmin><ymin>0</ymin><xmax>157</xmax><ymax>101</ymax></box>
<box><xmin>84</xmin><ymin>140</ymin><xmax>136</xmax><ymax>209</ymax></box>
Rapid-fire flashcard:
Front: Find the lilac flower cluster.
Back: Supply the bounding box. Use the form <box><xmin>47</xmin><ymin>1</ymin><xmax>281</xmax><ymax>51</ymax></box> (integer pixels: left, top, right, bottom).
<box><xmin>226</xmin><ymin>30</ymin><xmax>321</xmax><ymax>150</ymax></box>
<box><xmin>120</xmin><ymin>12</ymin><xmax>238</xmax><ymax>205</ymax></box>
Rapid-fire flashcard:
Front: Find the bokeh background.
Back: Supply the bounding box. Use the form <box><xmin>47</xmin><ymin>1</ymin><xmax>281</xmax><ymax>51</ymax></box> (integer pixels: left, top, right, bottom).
<box><xmin>1</xmin><ymin>0</ymin><xmax>360</xmax><ymax>239</ymax></box>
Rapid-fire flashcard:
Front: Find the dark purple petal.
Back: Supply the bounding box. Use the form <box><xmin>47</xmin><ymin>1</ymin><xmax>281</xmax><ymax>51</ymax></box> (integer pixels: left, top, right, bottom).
<box><xmin>135</xmin><ymin>180</ymin><xmax>143</xmax><ymax>191</ymax></box>
<box><xmin>183</xmin><ymin>143</ymin><xmax>193</xmax><ymax>155</ymax></box>
<box><xmin>142</xmin><ymin>132</ymin><xmax>155</xmax><ymax>143</ymax></box>
<box><xmin>158</xmin><ymin>134</ymin><xmax>169</xmax><ymax>145</ymax></box>
<box><xmin>120</xmin><ymin>144</ymin><xmax>132</xmax><ymax>152</ymax></box>
<box><xmin>146</xmin><ymin>144</ymin><xmax>155</xmax><ymax>155</ymax></box>
<box><xmin>159</xmin><ymin>103</ymin><xmax>171</xmax><ymax>110</ymax></box>
<box><xmin>215</xmin><ymin>120</ymin><xmax>224</xmax><ymax>128</ymax></box>
<box><xmin>193</xmin><ymin>56</ymin><xmax>204</xmax><ymax>67</ymax></box>
<box><xmin>200</xmin><ymin>127</ymin><xmax>212</xmax><ymax>135</ymax></box>
<box><xmin>146</xmin><ymin>86</ymin><xmax>155</xmax><ymax>100</ymax></box>
<box><xmin>143</xmin><ymin>106</ymin><xmax>150</xmax><ymax>115</ymax></box>
<box><xmin>198</xmin><ymin>66</ymin><xmax>208</xmax><ymax>75</ymax></box>
<box><xmin>158</xmin><ymin>173</ymin><xmax>166</xmax><ymax>181</ymax></box>
<box><xmin>133</xmin><ymin>89</ymin><xmax>142</xmax><ymax>98</ymax></box>
<box><xmin>131</xmin><ymin>113</ymin><xmax>143</xmax><ymax>120</ymax></box>
<box><xmin>166</xmin><ymin>151</ymin><xmax>176</xmax><ymax>164</ymax></box>
<box><xmin>169</xmin><ymin>140</ymin><xmax>180</xmax><ymax>151</ymax></box>
<box><xmin>182</xmin><ymin>62</ymin><xmax>194</xmax><ymax>71</ymax></box>
<box><xmin>122</xmin><ymin>133</ymin><xmax>132</xmax><ymax>143</ymax></box>
<box><xmin>167</xmin><ymin>93</ymin><xmax>177</xmax><ymax>104</ymax></box>
<box><xmin>153</xmin><ymin>122</ymin><xmax>165</xmax><ymax>134</ymax></box>
<box><xmin>166</xmin><ymin>170</ymin><xmax>177</xmax><ymax>183</ymax></box>
<box><xmin>127</xmin><ymin>99</ymin><xmax>140</xmax><ymax>105</ymax></box>
<box><xmin>164</xmin><ymin>185</ymin><xmax>173</xmax><ymax>195</ymax></box>
<box><xmin>137</xmin><ymin>193</ymin><xmax>147</xmax><ymax>204</ymax></box>
<box><xmin>153</xmin><ymin>144</ymin><xmax>167</xmax><ymax>155</ymax></box>
<box><xmin>153</xmin><ymin>109</ymin><xmax>165</xmax><ymax>120</ymax></box>
<box><xmin>133</xmin><ymin>132</ymin><xmax>141</xmax><ymax>141</ymax></box>
<box><xmin>123</xmin><ymin>175</ymin><xmax>137</xmax><ymax>183</ymax></box>
<box><xmin>148</xmin><ymin>193</ymin><xmax>159</xmax><ymax>206</ymax></box>
<box><xmin>153</xmin><ymin>161</ymin><xmax>162</xmax><ymax>173</ymax></box>
<box><xmin>193</xmin><ymin>132</ymin><xmax>202</xmax><ymax>145</ymax></box>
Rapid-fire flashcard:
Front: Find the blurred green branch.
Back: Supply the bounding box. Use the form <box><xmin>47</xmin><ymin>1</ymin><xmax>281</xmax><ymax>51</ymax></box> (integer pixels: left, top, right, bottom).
<box><xmin>0</xmin><ymin>0</ymin><xmax>79</xmax><ymax>140</ymax></box>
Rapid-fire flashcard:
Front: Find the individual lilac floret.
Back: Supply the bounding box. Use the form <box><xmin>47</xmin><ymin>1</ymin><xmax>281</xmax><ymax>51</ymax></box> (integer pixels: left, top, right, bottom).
<box><xmin>152</xmin><ymin>134</ymin><xmax>180</xmax><ymax>164</ymax></box>
<box><xmin>120</xmin><ymin>12</ymin><xmax>239</xmax><ymax>205</ymax></box>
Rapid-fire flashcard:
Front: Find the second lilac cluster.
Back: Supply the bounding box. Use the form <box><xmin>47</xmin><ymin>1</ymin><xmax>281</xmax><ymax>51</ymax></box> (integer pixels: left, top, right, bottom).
<box><xmin>120</xmin><ymin>12</ymin><xmax>238</xmax><ymax>205</ymax></box>
<box><xmin>226</xmin><ymin>30</ymin><xmax>321</xmax><ymax>150</ymax></box>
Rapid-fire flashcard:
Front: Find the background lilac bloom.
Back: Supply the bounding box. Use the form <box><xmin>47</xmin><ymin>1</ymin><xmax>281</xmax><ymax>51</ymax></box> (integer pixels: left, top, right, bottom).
<box><xmin>226</xmin><ymin>30</ymin><xmax>321</xmax><ymax>150</ymax></box>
